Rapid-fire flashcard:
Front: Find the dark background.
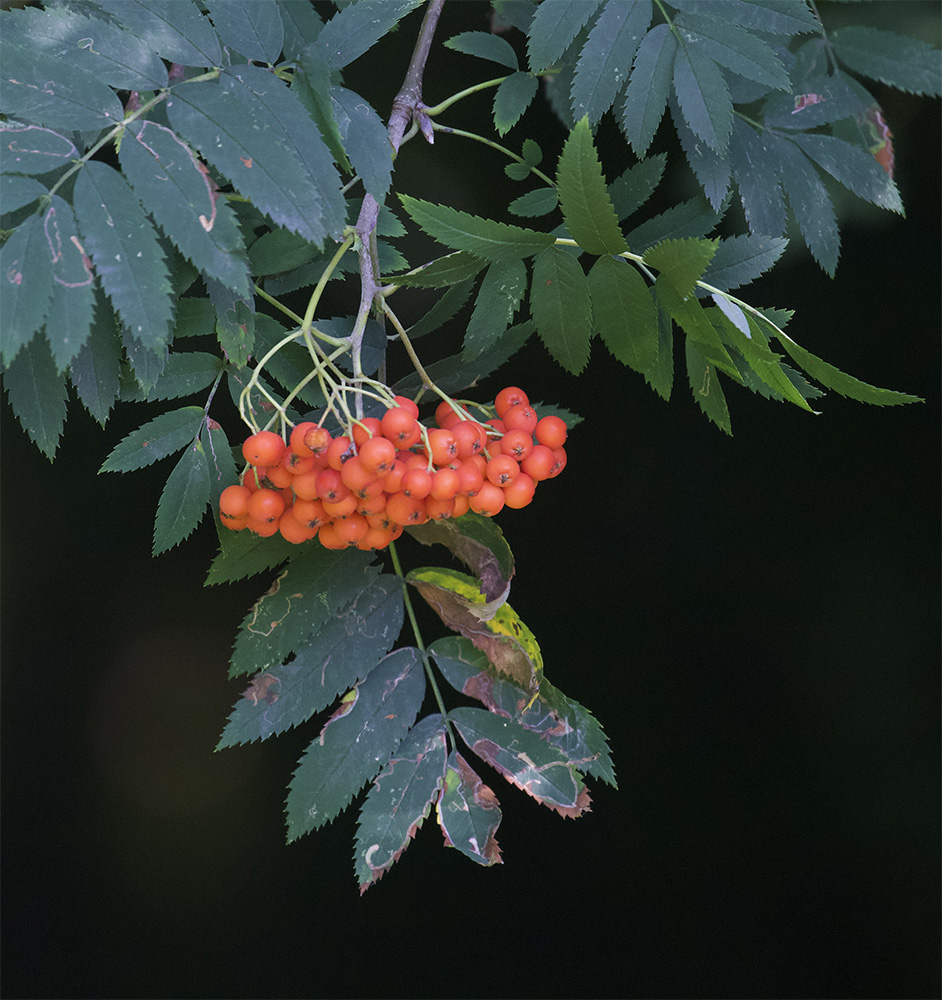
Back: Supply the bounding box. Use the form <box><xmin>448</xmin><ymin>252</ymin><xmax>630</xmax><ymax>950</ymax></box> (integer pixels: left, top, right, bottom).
<box><xmin>2</xmin><ymin>3</ymin><xmax>939</xmax><ymax>998</ymax></box>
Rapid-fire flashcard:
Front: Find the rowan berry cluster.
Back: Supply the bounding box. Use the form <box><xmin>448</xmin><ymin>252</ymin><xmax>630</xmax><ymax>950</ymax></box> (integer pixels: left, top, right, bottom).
<box><xmin>218</xmin><ymin>386</ymin><xmax>568</xmax><ymax>551</ymax></box>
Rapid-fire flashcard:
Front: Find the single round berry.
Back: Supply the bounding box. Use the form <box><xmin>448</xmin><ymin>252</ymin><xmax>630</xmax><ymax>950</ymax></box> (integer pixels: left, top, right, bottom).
<box><xmin>535</xmin><ymin>414</ymin><xmax>568</xmax><ymax>449</ymax></box>
<box><xmin>502</xmin><ymin>472</ymin><xmax>536</xmax><ymax>509</ymax></box>
<box><xmin>427</xmin><ymin>428</ymin><xmax>458</xmax><ymax>466</ymax></box>
<box><xmin>290</xmin><ymin>421</ymin><xmax>318</xmax><ymax>458</ymax></box>
<box><xmin>358</xmin><ymin>435</ymin><xmax>396</xmax><ymax>475</ymax></box>
<box><xmin>468</xmin><ymin>482</ymin><xmax>505</xmax><ymax>517</ymax></box>
<box><xmin>497</xmin><ymin>429</ymin><xmax>533</xmax><ymax>462</ymax></box>
<box><xmin>352</xmin><ymin>417</ymin><xmax>382</xmax><ymax>448</ymax></box>
<box><xmin>401</xmin><ymin>467</ymin><xmax>433</xmax><ymax>500</ymax></box>
<box><xmin>502</xmin><ymin>403</ymin><xmax>538</xmax><ymax>435</ymax></box>
<box><xmin>243</xmin><ymin>430</ymin><xmax>285</xmax><ymax>467</ymax></box>
<box><xmin>429</xmin><ymin>467</ymin><xmax>461</xmax><ymax>501</ymax></box>
<box><xmin>219</xmin><ymin>484</ymin><xmax>251</xmax><ymax>521</ymax></box>
<box><xmin>494</xmin><ymin>386</ymin><xmax>529</xmax><ymax>417</ymax></box>
<box><xmin>278</xmin><ymin>510</ymin><xmax>318</xmax><ymax>544</ymax></box>
<box><xmin>380</xmin><ymin>406</ymin><xmax>418</xmax><ymax>446</ymax></box>
<box><xmin>520</xmin><ymin>444</ymin><xmax>556</xmax><ymax>481</ymax></box>
<box><xmin>326</xmin><ymin>435</ymin><xmax>354</xmax><ymax>470</ymax></box>
<box><xmin>486</xmin><ymin>454</ymin><xmax>520</xmax><ymax>488</ymax></box>
<box><xmin>452</xmin><ymin>420</ymin><xmax>487</xmax><ymax>459</ymax></box>
<box><xmin>303</xmin><ymin>425</ymin><xmax>332</xmax><ymax>457</ymax></box>
<box><xmin>246</xmin><ymin>488</ymin><xmax>286</xmax><ymax>524</ymax></box>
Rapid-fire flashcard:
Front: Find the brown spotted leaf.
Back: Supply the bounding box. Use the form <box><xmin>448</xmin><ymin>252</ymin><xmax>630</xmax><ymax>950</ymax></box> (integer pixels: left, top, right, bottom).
<box><xmin>406</xmin><ymin>567</ymin><xmax>541</xmax><ymax>702</ymax></box>
<box><xmin>437</xmin><ymin>751</ymin><xmax>502</xmax><ymax>866</ymax></box>
<box><xmin>450</xmin><ymin>707</ymin><xmax>591</xmax><ymax>819</ymax></box>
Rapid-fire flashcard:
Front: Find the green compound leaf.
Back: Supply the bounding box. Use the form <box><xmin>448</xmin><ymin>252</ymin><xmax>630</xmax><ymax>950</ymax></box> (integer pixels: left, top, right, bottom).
<box><xmin>407</xmin><ymin>566</ymin><xmax>541</xmax><ymax>705</ymax></box>
<box><xmin>248</xmin><ymin>227</ymin><xmax>321</xmax><ymax>277</ymax></box>
<box><xmin>313</xmin><ymin>0</ymin><xmax>422</xmax><ymax>70</ymax></box>
<box><xmin>621</xmin><ymin>23</ymin><xmax>676</xmax><ymax>158</ymax></box>
<box><xmin>556</xmin><ymin>116</ymin><xmax>628</xmax><ymax>256</ymax></box>
<box><xmin>73</xmin><ymin>161</ymin><xmax>174</xmax><ymax>356</ymax></box>
<box><xmin>656</xmin><ymin>277</ymin><xmax>740</xmax><ymax>382</ymax></box>
<box><xmin>644</xmin><ymin>236</ymin><xmax>718</xmax><ymax>298</ymax></box>
<box><xmin>669</xmin><ymin>0</ymin><xmax>819</xmax><ymax>35</ymax></box>
<box><xmin>608</xmin><ymin>153</ymin><xmax>667</xmax><ymax>222</ymax></box>
<box><xmin>830</xmin><ymin>26</ymin><xmax>942</xmax><ymax>97</ymax></box>
<box><xmin>42</xmin><ymin>197</ymin><xmax>96</xmax><ymax>371</ymax></box>
<box><xmin>390</xmin><ymin>251</ymin><xmax>487</xmax><ymax>288</ymax></box>
<box><xmin>277</xmin><ymin>0</ymin><xmax>324</xmax><ymax>62</ymax></box>
<box><xmin>0</xmin><ymin>125</ymin><xmax>77</xmax><ymax>177</ymax></box>
<box><xmin>450</xmin><ymin>707</ymin><xmax>591</xmax><ymax>818</ymax></box>
<box><xmin>99</xmin><ymin>405</ymin><xmax>204</xmax><ymax>473</ymax></box>
<box><xmin>674</xmin><ymin>10</ymin><xmax>791</xmax><ymax>91</ymax></box>
<box><xmin>527</xmin><ymin>0</ymin><xmax>602</xmax><ymax>73</ymax></box>
<box><xmin>167</xmin><ymin>77</ymin><xmax>331</xmax><ymax>246</ymax></box>
<box><xmin>229</xmin><ymin>548</ymin><xmax>379</xmax><ymax>679</ymax></box>
<box><xmin>671</xmin><ymin>95</ymin><xmax>732</xmax><ymax>211</ymax></box>
<box><xmin>332</xmin><ymin>85</ymin><xmax>392</xmax><ymax>201</ymax></box>
<box><xmin>399</xmin><ymin>194</ymin><xmax>554</xmax><ymax>261</ymax></box>
<box><xmin>90</xmin><ymin>0</ymin><xmax>221</xmax><ymax>66</ymax></box>
<box><xmin>437</xmin><ymin>750</ymin><xmax>503</xmax><ymax>867</ymax></box>
<box><xmin>587</xmin><ymin>255</ymin><xmax>657</xmax><ymax>374</ymax></box>
<box><xmin>217</xmin><ymin>577</ymin><xmax>405</xmax><ymax>749</ymax></box>
<box><xmin>508</xmin><ymin>187</ymin><xmax>559</xmax><ymax>218</ymax></box>
<box><xmin>700</xmin><ymin>234</ymin><xmax>789</xmax><ymax>293</ymax></box>
<box><xmin>493</xmin><ymin>71</ymin><xmax>539</xmax><ymax>136</ymax></box>
<box><xmin>131</xmin><ymin>352</ymin><xmax>223</xmax><ymax>402</ymax></box>
<box><xmin>0</xmin><ymin>39</ymin><xmax>124</xmax><ymax>131</ymax></box>
<box><xmin>203</xmin><ymin>421</ymin><xmax>237</xmax><ymax>501</ymax></box>
<box><xmin>119</xmin><ymin>122</ymin><xmax>251</xmax><ymax>298</ymax></box>
<box><xmin>729</xmin><ymin>120</ymin><xmax>787</xmax><ymax>239</ymax></box>
<box><xmin>626</xmin><ymin>197</ymin><xmax>723</xmax><ymax>255</ymax></box>
<box><xmin>2</xmin><ymin>333</ymin><xmax>67</xmax><ymax>460</ymax></box>
<box><xmin>685</xmin><ymin>338</ymin><xmax>732</xmax><ymax>434</ymax></box>
<box><xmin>431</xmin><ymin>635</ymin><xmax>616</xmax><ymax>788</ymax></box>
<box><xmin>355</xmin><ymin>714</ymin><xmax>448</xmax><ymax>893</ymax></box>
<box><xmin>152</xmin><ymin>438</ymin><xmax>211</xmax><ymax>555</ymax></box>
<box><xmin>69</xmin><ymin>295</ymin><xmax>121</xmax><ymax>425</ymax></box>
<box><xmin>672</xmin><ymin>38</ymin><xmax>732</xmax><ymax>154</ymax></box>
<box><xmin>775</xmin><ymin>138</ymin><xmax>840</xmax><ymax>276</ymax></box>
<box><xmin>0</xmin><ymin>215</ymin><xmax>55</xmax><ymax>366</ymax></box>
<box><xmin>463</xmin><ymin>257</ymin><xmax>528</xmax><ymax>359</ymax></box>
<box><xmin>285</xmin><ymin>646</ymin><xmax>425</xmax><ymax>841</ymax></box>
<box><xmin>571</xmin><ymin>0</ymin><xmax>651</xmax><ymax>125</ymax></box>
<box><xmin>644</xmin><ymin>292</ymin><xmax>675</xmax><ymax>401</ymax></box>
<box><xmin>203</xmin><ymin>0</ymin><xmax>284</xmax><ymax>64</ymax></box>
<box><xmin>445</xmin><ymin>30</ymin><xmax>518</xmax><ymax>70</ymax></box>
<box><xmin>402</xmin><ymin>281</ymin><xmax>476</xmax><ymax>340</ymax></box>
<box><xmin>205</xmin><ymin>528</ymin><xmax>296</xmax><ymax>586</ymax></box>
<box><xmin>530</xmin><ymin>245</ymin><xmax>592</xmax><ymax>375</ymax></box>
<box><xmin>407</xmin><ymin>511</ymin><xmax>515</xmax><ymax>601</ymax></box>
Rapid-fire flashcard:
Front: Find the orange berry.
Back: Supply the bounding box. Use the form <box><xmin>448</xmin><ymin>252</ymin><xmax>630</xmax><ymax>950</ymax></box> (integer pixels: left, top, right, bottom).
<box><xmin>290</xmin><ymin>421</ymin><xmax>318</xmax><ymax>457</ymax></box>
<box><xmin>520</xmin><ymin>444</ymin><xmax>555</xmax><ymax>481</ymax></box>
<box><xmin>352</xmin><ymin>417</ymin><xmax>382</xmax><ymax>448</ymax></box>
<box><xmin>322</xmin><ymin>493</ymin><xmax>358</xmax><ymax>518</ymax></box>
<box><xmin>242</xmin><ymin>430</ymin><xmax>285</xmax><ymax>467</ymax></box>
<box><xmin>495</xmin><ymin>386</ymin><xmax>528</xmax><ymax>417</ymax></box>
<box><xmin>469</xmin><ymin>482</ymin><xmax>505</xmax><ymax>517</ymax></box>
<box><xmin>385</xmin><ymin>491</ymin><xmax>427</xmax><ymax>526</ymax></box>
<box><xmin>246</xmin><ymin>516</ymin><xmax>280</xmax><ymax>537</ymax></box>
<box><xmin>264</xmin><ymin>462</ymin><xmax>293</xmax><ymax>489</ymax></box>
<box><xmin>303</xmin><ymin>425</ymin><xmax>332</xmax><ymax>457</ymax></box>
<box><xmin>291</xmin><ymin>498</ymin><xmax>330</xmax><ymax>529</ymax></box>
<box><xmin>279</xmin><ymin>511</ymin><xmax>318</xmax><ymax>544</ymax></box>
<box><xmin>358</xmin><ymin>435</ymin><xmax>396</xmax><ymax>475</ymax></box>
<box><xmin>427</xmin><ymin>428</ymin><xmax>457</xmax><ymax>466</ymax></box>
<box><xmin>486</xmin><ymin>454</ymin><xmax>520</xmax><ymax>488</ymax></box>
<box><xmin>247</xmin><ymin>488</ymin><xmax>285</xmax><ymax>523</ymax></box>
<box><xmin>392</xmin><ymin>395</ymin><xmax>419</xmax><ymax>419</ymax></box>
<box><xmin>357</xmin><ymin>492</ymin><xmax>387</xmax><ymax>518</ymax></box>
<box><xmin>317</xmin><ymin>521</ymin><xmax>347</xmax><ymax>550</ymax></box>
<box><xmin>340</xmin><ymin>455</ymin><xmax>378</xmax><ymax>493</ymax></box>
<box><xmin>430</xmin><ymin>467</ymin><xmax>461</xmax><ymax>500</ymax></box>
<box><xmin>535</xmin><ymin>414</ymin><xmax>567</xmax><ymax>448</ymax></box>
<box><xmin>497</xmin><ymin>429</ymin><xmax>533</xmax><ymax>462</ymax></box>
<box><xmin>326</xmin><ymin>435</ymin><xmax>353</xmax><ymax>470</ymax></box>
<box><xmin>548</xmin><ymin>446</ymin><xmax>567</xmax><ymax>478</ymax></box>
<box><xmin>357</xmin><ymin>525</ymin><xmax>396</xmax><ymax>551</ymax></box>
<box><xmin>502</xmin><ymin>403</ymin><xmax>538</xmax><ymax>434</ymax></box>
<box><xmin>452</xmin><ymin>420</ymin><xmax>487</xmax><ymax>459</ymax></box>
<box><xmin>222</xmin><ymin>514</ymin><xmax>248</xmax><ymax>531</ymax></box>
<box><xmin>455</xmin><ymin>459</ymin><xmax>484</xmax><ymax>497</ymax></box>
<box><xmin>316</xmin><ymin>468</ymin><xmax>350</xmax><ymax>504</ymax></box>
<box><xmin>281</xmin><ymin>450</ymin><xmax>316</xmax><ymax>476</ymax></box>
<box><xmin>435</xmin><ymin>399</ymin><xmax>460</xmax><ymax>427</ymax></box>
<box><xmin>383</xmin><ymin>459</ymin><xmax>407</xmax><ymax>494</ymax></box>
<box><xmin>333</xmin><ymin>512</ymin><xmax>369</xmax><ymax>546</ymax></box>
<box><xmin>401</xmin><ymin>467</ymin><xmax>432</xmax><ymax>500</ymax></box>
<box><xmin>452</xmin><ymin>493</ymin><xmax>471</xmax><ymax>518</ymax></box>
<box><xmin>219</xmin><ymin>484</ymin><xmax>251</xmax><ymax>521</ymax></box>
<box><xmin>380</xmin><ymin>406</ymin><xmax>418</xmax><ymax>446</ymax></box>
<box><xmin>502</xmin><ymin>472</ymin><xmax>536</xmax><ymax>509</ymax></box>
<box><xmin>291</xmin><ymin>469</ymin><xmax>320</xmax><ymax>501</ymax></box>
<box><xmin>425</xmin><ymin>495</ymin><xmax>456</xmax><ymax>520</ymax></box>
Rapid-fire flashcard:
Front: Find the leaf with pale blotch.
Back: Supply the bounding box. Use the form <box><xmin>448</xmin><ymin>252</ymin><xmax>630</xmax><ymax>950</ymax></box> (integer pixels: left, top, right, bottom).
<box><xmin>2</xmin><ymin>333</ymin><xmax>67</xmax><ymax>460</ymax></box>
<box><xmin>587</xmin><ymin>255</ymin><xmax>657</xmax><ymax>374</ymax></box>
<box><xmin>0</xmin><ymin>125</ymin><xmax>77</xmax><ymax>176</ymax></box>
<box><xmin>407</xmin><ymin>512</ymin><xmax>514</xmax><ymax>602</ymax></box>
<box><xmin>463</xmin><ymin>257</ymin><xmax>528</xmax><ymax>359</ymax></box>
<box><xmin>530</xmin><ymin>245</ymin><xmax>592</xmax><ymax>375</ymax></box>
<box><xmin>437</xmin><ymin>751</ymin><xmax>502</xmax><ymax>867</ymax></box>
<box><xmin>73</xmin><ymin>161</ymin><xmax>173</xmax><ymax>356</ymax></box>
<box><xmin>685</xmin><ymin>338</ymin><xmax>731</xmax><ymax>435</ymax></box>
<box><xmin>153</xmin><ymin>439</ymin><xmax>211</xmax><ymax>555</ymax></box>
<box><xmin>556</xmin><ymin>117</ymin><xmax>627</xmax><ymax>256</ymax></box>
<box><xmin>390</xmin><ymin>252</ymin><xmax>487</xmax><ymax>289</ymax></box>
<box><xmin>399</xmin><ymin>195</ymin><xmax>553</xmax><ymax>261</ymax></box>
<box><xmin>229</xmin><ymin>548</ymin><xmax>379</xmax><ymax>679</ymax></box>
<box><xmin>431</xmin><ymin>635</ymin><xmax>616</xmax><ymax>788</ymax></box>
<box><xmin>43</xmin><ymin>197</ymin><xmax>95</xmax><ymax>371</ymax></box>
<box><xmin>0</xmin><ymin>215</ymin><xmax>55</xmax><ymax>366</ymax></box>
<box><xmin>450</xmin><ymin>707</ymin><xmax>591</xmax><ymax>818</ymax></box>
<box><xmin>217</xmin><ymin>577</ymin><xmax>405</xmax><ymax>748</ymax></box>
<box><xmin>407</xmin><ymin>567</ymin><xmax>540</xmax><ymax>704</ymax></box>
<box><xmin>355</xmin><ymin>714</ymin><xmax>448</xmax><ymax>893</ymax></box>
<box><xmin>285</xmin><ymin>647</ymin><xmax>425</xmax><ymax>841</ymax></box>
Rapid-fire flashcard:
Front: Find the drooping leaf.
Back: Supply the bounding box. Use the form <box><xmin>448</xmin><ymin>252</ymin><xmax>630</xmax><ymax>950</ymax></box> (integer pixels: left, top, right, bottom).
<box><xmin>587</xmin><ymin>255</ymin><xmax>657</xmax><ymax>373</ymax></box>
<box><xmin>248</xmin><ymin>227</ymin><xmax>321</xmax><ymax>276</ymax></box>
<box><xmin>729</xmin><ymin>119</ymin><xmax>787</xmax><ymax>239</ymax></box>
<box><xmin>775</xmin><ymin>137</ymin><xmax>840</xmax><ymax>276</ymax></box>
<box><xmin>450</xmin><ymin>707</ymin><xmax>591</xmax><ymax>818</ymax></box>
<box><xmin>402</xmin><ymin>281</ymin><xmax>476</xmax><ymax>341</ymax></box>
<box><xmin>493</xmin><ymin>71</ymin><xmax>539</xmax><ymax>136</ymax></box>
<box><xmin>527</xmin><ymin>0</ymin><xmax>602</xmax><ymax>73</ymax></box>
<box><xmin>700</xmin><ymin>234</ymin><xmax>789</xmax><ymax>292</ymax></box>
<box><xmin>530</xmin><ymin>245</ymin><xmax>592</xmax><ymax>374</ymax></box>
<box><xmin>69</xmin><ymin>294</ymin><xmax>121</xmax><ymax>424</ymax></box>
<box><xmin>203</xmin><ymin>421</ymin><xmax>238</xmax><ymax>500</ymax></box>
<box><xmin>2</xmin><ymin>332</ymin><xmax>67</xmax><ymax>460</ymax></box>
<box><xmin>331</xmin><ymin>86</ymin><xmax>392</xmax><ymax>201</ymax></box>
<box><xmin>285</xmin><ymin>646</ymin><xmax>425</xmax><ymax>841</ymax></box>
<box><xmin>571</xmin><ymin>0</ymin><xmax>651</xmax><ymax>125</ymax></box>
<box><xmin>608</xmin><ymin>153</ymin><xmax>666</xmax><ymax>222</ymax></box>
<box><xmin>463</xmin><ymin>257</ymin><xmax>528</xmax><ymax>359</ymax></box>
<box><xmin>89</xmin><ymin>0</ymin><xmax>221</xmax><ymax>66</ymax></box>
<box><xmin>207</xmin><ymin>277</ymin><xmax>254</xmax><ymax>368</ymax></box>
<box><xmin>0</xmin><ymin>39</ymin><xmax>124</xmax><ymax>131</ymax></box>
<box><xmin>670</xmin><ymin>95</ymin><xmax>731</xmax><ymax>211</ymax></box>
<box><xmin>217</xmin><ymin>577</ymin><xmax>405</xmax><ymax>748</ymax></box>
<box><xmin>830</xmin><ymin>26</ymin><xmax>942</xmax><ymax>97</ymax></box>
<box><xmin>621</xmin><ymin>23</ymin><xmax>676</xmax><ymax>157</ymax></box>
<box><xmin>313</xmin><ymin>0</ymin><xmax>422</xmax><ymax>70</ymax></box>
<box><xmin>204</xmin><ymin>0</ymin><xmax>284</xmax><ymax>63</ymax></box>
<box><xmin>656</xmin><ymin>276</ymin><xmax>740</xmax><ymax>381</ymax></box>
<box><xmin>398</xmin><ymin>194</ymin><xmax>554</xmax><ymax>260</ymax></box>
<box><xmin>407</xmin><ymin>512</ymin><xmax>515</xmax><ymax>601</ymax></box>
<box><xmin>355</xmin><ymin>714</ymin><xmax>448</xmax><ymax>892</ymax></box>
<box><xmin>1</xmin><ymin>4</ymin><xmax>169</xmax><ymax>90</ymax></box>
<box><xmin>685</xmin><ymin>337</ymin><xmax>732</xmax><ymax>434</ymax></box>
<box><xmin>73</xmin><ymin>161</ymin><xmax>173</xmax><ymax>355</ymax></box>
<box><xmin>672</xmin><ymin>39</ymin><xmax>733</xmax><ymax>153</ymax></box>
<box><xmin>508</xmin><ymin>187</ymin><xmax>559</xmax><ymax>217</ymax></box>
<box><xmin>644</xmin><ymin>292</ymin><xmax>675</xmax><ymax>401</ymax></box>
<box><xmin>123</xmin><ymin>334</ymin><xmax>168</xmax><ymax>394</ymax></box>
<box><xmin>556</xmin><ymin>116</ymin><xmax>628</xmax><ymax>255</ymax></box>
<box><xmin>445</xmin><ymin>30</ymin><xmax>518</xmax><ymax>69</ymax></box>
<box><xmin>42</xmin><ymin>196</ymin><xmax>96</xmax><ymax>370</ymax></box>
<box><xmin>437</xmin><ymin>750</ymin><xmax>502</xmax><ymax>867</ymax></box>
<box><xmin>229</xmin><ymin>547</ymin><xmax>379</xmax><ymax>678</ymax></box>
<box><xmin>99</xmin><ymin>405</ymin><xmax>204</xmax><ymax>473</ymax></box>
<box><xmin>167</xmin><ymin>77</ymin><xmax>331</xmax><ymax>245</ymax></box>
<box><xmin>0</xmin><ymin>125</ymin><xmax>77</xmax><ymax>177</ymax></box>
<box><xmin>152</xmin><ymin>438</ymin><xmax>211</xmax><ymax>555</ymax></box>
<box><xmin>431</xmin><ymin>635</ymin><xmax>616</xmax><ymax>787</ymax></box>
<box><xmin>407</xmin><ymin>566</ymin><xmax>541</xmax><ymax>704</ymax></box>
<box><xmin>0</xmin><ymin>215</ymin><xmax>55</xmax><ymax>366</ymax></box>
